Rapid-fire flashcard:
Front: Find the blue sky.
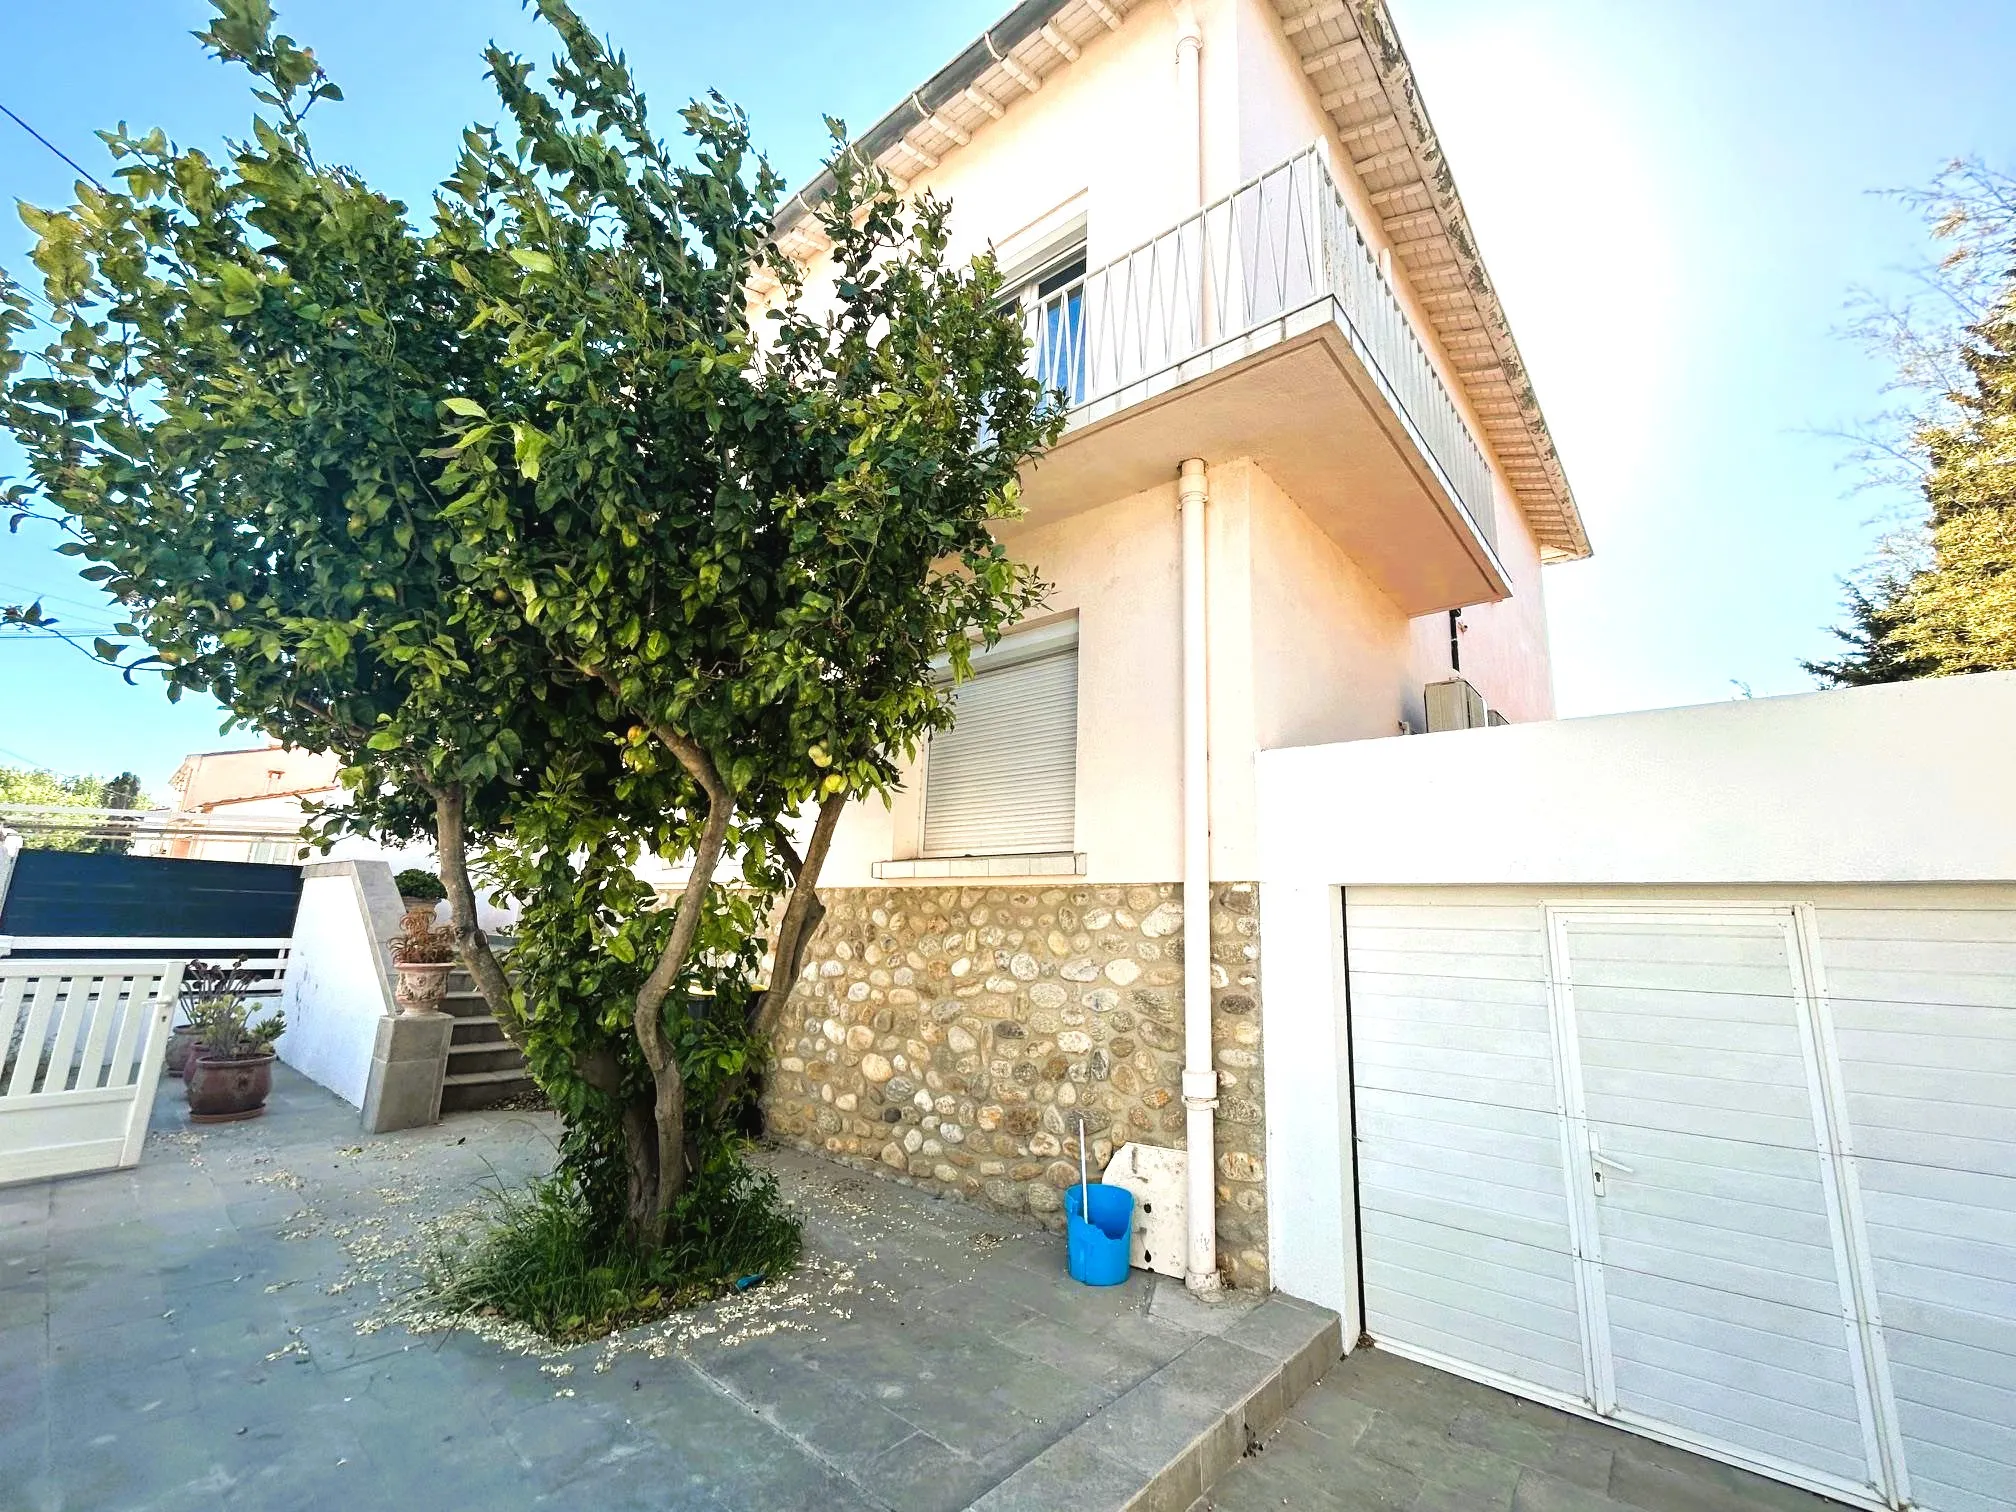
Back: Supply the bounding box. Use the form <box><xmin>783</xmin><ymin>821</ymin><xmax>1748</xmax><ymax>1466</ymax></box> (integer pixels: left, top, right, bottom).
<box><xmin>2</xmin><ymin>0</ymin><xmax>2012</xmax><ymax>791</ymax></box>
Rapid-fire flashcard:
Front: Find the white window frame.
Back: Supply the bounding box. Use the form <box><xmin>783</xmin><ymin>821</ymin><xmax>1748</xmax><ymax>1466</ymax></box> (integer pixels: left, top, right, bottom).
<box><xmin>876</xmin><ymin>618</ymin><xmax>1083</xmax><ymax>879</ymax></box>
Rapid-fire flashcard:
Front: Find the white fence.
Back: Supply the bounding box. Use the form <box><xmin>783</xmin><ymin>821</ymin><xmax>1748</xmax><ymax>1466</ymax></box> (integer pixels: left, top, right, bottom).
<box><xmin>0</xmin><ymin>936</ymin><xmax>292</xmax><ymax>1185</ymax></box>
<box><xmin>0</xmin><ymin>958</ymin><xmax>182</xmax><ymax>1184</ymax></box>
<box><xmin>1024</xmin><ymin>143</ymin><xmax>1497</xmax><ymax>549</ymax></box>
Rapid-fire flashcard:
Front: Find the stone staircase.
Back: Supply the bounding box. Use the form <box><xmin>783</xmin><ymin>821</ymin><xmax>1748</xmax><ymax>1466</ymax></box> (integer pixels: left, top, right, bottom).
<box><xmin>438</xmin><ymin>964</ymin><xmax>537</xmax><ymax>1113</ymax></box>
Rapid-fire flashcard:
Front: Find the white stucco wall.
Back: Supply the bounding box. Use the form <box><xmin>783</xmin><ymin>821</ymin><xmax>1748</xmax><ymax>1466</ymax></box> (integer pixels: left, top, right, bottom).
<box><xmin>1257</xmin><ymin>673</ymin><xmax>2016</xmax><ymax>888</ymax></box>
<box><xmin>276</xmin><ymin>860</ymin><xmax>403</xmax><ymax>1108</ymax></box>
<box><xmin>1254</xmin><ymin>671</ymin><xmax>2016</xmax><ymax>1317</ymax></box>
<box><xmin>821</xmin><ymin>481</ymin><xmax>1187</xmax><ymax>886</ymax></box>
<box><xmin>1406</xmin><ymin>496</ymin><xmax>1556</xmax><ymax>725</ymax></box>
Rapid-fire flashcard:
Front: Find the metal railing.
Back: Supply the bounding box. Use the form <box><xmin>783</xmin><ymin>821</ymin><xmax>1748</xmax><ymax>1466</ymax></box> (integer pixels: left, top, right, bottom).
<box><xmin>1022</xmin><ymin>145</ymin><xmax>1497</xmax><ymax>548</ymax></box>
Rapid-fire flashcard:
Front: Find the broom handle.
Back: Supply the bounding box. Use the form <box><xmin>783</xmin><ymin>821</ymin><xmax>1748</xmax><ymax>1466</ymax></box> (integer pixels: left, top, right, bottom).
<box><xmin>1078</xmin><ymin>1114</ymin><xmax>1089</xmax><ymax>1221</ymax></box>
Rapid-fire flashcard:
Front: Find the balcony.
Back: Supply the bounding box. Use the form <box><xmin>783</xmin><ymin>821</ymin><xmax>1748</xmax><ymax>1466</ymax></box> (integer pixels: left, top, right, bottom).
<box><xmin>1017</xmin><ymin>146</ymin><xmax>1509</xmax><ymax>615</ymax></box>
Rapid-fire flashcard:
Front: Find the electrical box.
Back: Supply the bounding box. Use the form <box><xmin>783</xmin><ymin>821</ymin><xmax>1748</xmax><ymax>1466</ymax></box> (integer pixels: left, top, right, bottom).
<box><xmin>1424</xmin><ymin>676</ymin><xmax>1487</xmax><ymax>733</ymax></box>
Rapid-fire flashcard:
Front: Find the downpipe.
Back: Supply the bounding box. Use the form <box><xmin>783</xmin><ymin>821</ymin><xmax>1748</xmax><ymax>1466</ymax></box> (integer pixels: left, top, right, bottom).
<box><xmin>1179</xmin><ymin>456</ymin><xmax>1220</xmax><ymax>1294</ymax></box>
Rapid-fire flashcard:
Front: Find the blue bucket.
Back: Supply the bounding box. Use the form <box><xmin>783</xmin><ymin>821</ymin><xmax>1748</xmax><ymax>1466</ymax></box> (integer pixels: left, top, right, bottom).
<box><xmin>1065</xmin><ymin>1182</ymin><xmax>1135</xmax><ymax>1287</ymax></box>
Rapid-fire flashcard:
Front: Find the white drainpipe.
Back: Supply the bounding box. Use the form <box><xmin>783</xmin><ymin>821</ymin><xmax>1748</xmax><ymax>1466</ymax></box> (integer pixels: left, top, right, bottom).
<box><xmin>1179</xmin><ymin>456</ymin><xmax>1220</xmax><ymax>1293</ymax></box>
<box><xmin>1173</xmin><ymin>2</ymin><xmax>1204</xmax><ymax>204</ymax></box>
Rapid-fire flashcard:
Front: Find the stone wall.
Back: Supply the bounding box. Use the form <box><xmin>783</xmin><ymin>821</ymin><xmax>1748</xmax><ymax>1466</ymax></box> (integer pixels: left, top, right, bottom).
<box><xmin>762</xmin><ymin>881</ymin><xmax>1269</xmax><ymax>1289</ymax></box>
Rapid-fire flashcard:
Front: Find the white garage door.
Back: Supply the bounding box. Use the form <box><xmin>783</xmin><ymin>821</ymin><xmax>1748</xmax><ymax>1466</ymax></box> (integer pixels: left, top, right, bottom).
<box><xmin>1347</xmin><ymin>885</ymin><xmax>2016</xmax><ymax>1512</ymax></box>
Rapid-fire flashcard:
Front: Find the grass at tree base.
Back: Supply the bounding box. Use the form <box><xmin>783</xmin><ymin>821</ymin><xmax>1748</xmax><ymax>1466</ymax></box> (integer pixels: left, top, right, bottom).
<box><xmin>428</xmin><ymin>1157</ymin><xmax>802</xmax><ymax>1343</ymax></box>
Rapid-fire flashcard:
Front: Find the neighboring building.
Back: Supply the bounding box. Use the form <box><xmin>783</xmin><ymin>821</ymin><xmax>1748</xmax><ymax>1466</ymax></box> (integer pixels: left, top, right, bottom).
<box><xmin>152</xmin><ymin>746</ymin><xmax>342</xmax><ymax>862</ymax></box>
<box><xmin>762</xmin><ymin>0</ymin><xmax>1588</xmax><ymax>1295</ymax></box>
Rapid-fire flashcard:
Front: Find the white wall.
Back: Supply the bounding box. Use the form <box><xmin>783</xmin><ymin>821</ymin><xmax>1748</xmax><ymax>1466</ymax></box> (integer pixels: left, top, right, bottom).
<box><xmin>1252</xmin><ymin>671</ymin><xmax>2016</xmax><ymax>1315</ymax></box>
<box><xmin>1258</xmin><ymin>673</ymin><xmax>2016</xmax><ymax>887</ymax></box>
<box><xmin>821</xmin><ymin>481</ymin><xmax>1187</xmax><ymax>886</ymax></box>
<box><xmin>276</xmin><ymin>860</ymin><xmax>403</xmax><ymax>1108</ymax></box>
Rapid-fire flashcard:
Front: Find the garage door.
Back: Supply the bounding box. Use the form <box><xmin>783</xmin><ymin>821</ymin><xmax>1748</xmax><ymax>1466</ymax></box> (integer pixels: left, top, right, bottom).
<box><xmin>1347</xmin><ymin>886</ymin><xmax>2016</xmax><ymax>1512</ymax></box>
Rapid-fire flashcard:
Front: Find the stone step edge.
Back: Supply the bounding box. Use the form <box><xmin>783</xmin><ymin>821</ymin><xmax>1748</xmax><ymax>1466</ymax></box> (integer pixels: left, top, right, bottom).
<box><xmin>970</xmin><ymin>1294</ymin><xmax>1341</xmax><ymax>1512</ymax></box>
<box><xmin>442</xmin><ymin>1068</ymin><xmax>536</xmax><ymax>1087</ymax></box>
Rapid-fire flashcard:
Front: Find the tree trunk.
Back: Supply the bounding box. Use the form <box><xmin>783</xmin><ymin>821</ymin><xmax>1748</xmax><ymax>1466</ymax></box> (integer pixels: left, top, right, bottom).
<box><xmin>620</xmin><ymin>1095</ymin><xmax>660</xmax><ymax>1242</ymax></box>
<box><xmin>625</xmin><ymin>719</ymin><xmax>737</xmax><ymax>1250</ymax></box>
<box><xmin>431</xmin><ymin>783</ymin><xmax>521</xmax><ymax>1039</ymax></box>
<box><xmin>749</xmin><ymin>794</ymin><xmax>847</xmax><ymax>1038</ymax></box>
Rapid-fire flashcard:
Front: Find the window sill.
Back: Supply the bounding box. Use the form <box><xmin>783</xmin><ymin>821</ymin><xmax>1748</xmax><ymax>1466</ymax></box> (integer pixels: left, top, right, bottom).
<box><xmin>872</xmin><ymin>852</ymin><xmax>1086</xmax><ymax>881</ymax></box>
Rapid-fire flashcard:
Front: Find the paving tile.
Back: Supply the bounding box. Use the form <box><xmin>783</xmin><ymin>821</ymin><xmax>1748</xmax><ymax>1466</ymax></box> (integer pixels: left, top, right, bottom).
<box><xmin>1513</xmin><ymin>1465</ymin><xmax>1634</xmax><ymax>1512</ymax></box>
<box><xmin>1353</xmin><ymin>1399</ymin><xmax>1525</xmax><ymax>1505</ymax></box>
<box><xmin>992</xmin><ymin>1308</ymin><xmax>1169</xmax><ymax>1400</ymax></box>
<box><xmin>853</xmin><ymin>1430</ymin><xmax>1010</xmax><ymax>1512</ymax></box>
<box><xmin>14</xmin><ymin>1070</ymin><xmax>1340</xmax><ymax>1512</ymax></box>
<box><xmin>499</xmin><ymin>1392</ymin><xmax>646</xmax><ymax>1493</ymax></box>
<box><xmin>1539</xmin><ymin>1429</ymin><xmax>1617</xmax><ymax>1492</ymax></box>
<box><xmin>0</xmin><ymin>1277</ymin><xmax>47</xmax><ymax>1336</ymax></box>
<box><xmin>628</xmin><ymin>1363</ymin><xmax>885</xmax><ymax>1512</ymax></box>
<box><xmin>1284</xmin><ymin>1377</ymin><xmax>1378</xmax><ymax>1448</ymax></box>
<box><xmin>54</xmin><ymin>1410</ymin><xmax>235</xmax><ymax>1512</ymax></box>
<box><xmin>971</xmin><ymin>1422</ymin><xmax>1166</xmax><ymax>1512</ymax></box>
<box><xmin>704</xmin><ymin>1351</ymin><xmax>936</xmax><ymax>1473</ymax></box>
<box><xmin>1206</xmin><ymin>1426</ymin><xmax>1365</xmax><ymax>1510</ymax></box>
<box><xmin>48</xmin><ymin>1349</ymin><xmax>203</xmax><ymax>1430</ymax></box>
<box><xmin>1212</xmin><ymin>1352</ymin><xmax>1851</xmax><ymax>1512</ymax></box>
<box><xmin>1606</xmin><ymin>1441</ymin><xmax>1840</xmax><ymax>1512</ymax></box>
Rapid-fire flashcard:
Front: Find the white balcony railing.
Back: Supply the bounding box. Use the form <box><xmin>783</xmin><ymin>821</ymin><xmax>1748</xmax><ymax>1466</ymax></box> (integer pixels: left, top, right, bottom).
<box><xmin>1023</xmin><ymin>145</ymin><xmax>1498</xmax><ymax>551</ymax></box>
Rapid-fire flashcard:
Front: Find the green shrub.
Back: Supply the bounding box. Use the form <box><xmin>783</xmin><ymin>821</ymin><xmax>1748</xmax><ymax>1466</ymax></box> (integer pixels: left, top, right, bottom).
<box><xmin>394</xmin><ymin>869</ymin><xmax>447</xmax><ymax>901</ymax></box>
<box><xmin>429</xmin><ymin>1157</ymin><xmax>800</xmax><ymax>1342</ymax></box>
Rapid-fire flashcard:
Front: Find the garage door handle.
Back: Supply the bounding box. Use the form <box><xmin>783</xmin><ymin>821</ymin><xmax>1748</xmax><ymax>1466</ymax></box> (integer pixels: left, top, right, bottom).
<box><xmin>1588</xmin><ymin>1134</ymin><xmax>1634</xmax><ymax>1178</ymax></box>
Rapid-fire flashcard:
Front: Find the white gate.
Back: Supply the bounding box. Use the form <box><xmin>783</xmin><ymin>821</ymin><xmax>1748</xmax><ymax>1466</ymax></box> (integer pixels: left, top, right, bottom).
<box><xmin>1343</xmin><ymin>884</ymin><xmax>2016</xmax><ymax>1512</ymax></box>
<box><xmin>0</xmin><ymin>957</ymin><xmax>185</xmax><ymax>1185</ymax></box>
<box><xmin>1546</xmin><ymin>904</ymin><xmax>1905</xmax><ymax>1507</ymax></box>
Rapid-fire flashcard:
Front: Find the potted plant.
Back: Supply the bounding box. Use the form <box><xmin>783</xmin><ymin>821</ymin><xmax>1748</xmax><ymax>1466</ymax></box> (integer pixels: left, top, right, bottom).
<box><xmin>390</xmin><ymin>914</ymin><xmax>457</xmax><ymax>1014</ymax></box>
<box><xmin>183</xmin><ymin>986</ymin><xmax>285</xmax><ymax>1123</ymax></box>
<box><xmin>393</xmin><ymin>868</ymin><xmax>447</xmax><ymax>927</ymax></box>
<box><xmin>168</xmin><ymin>958</ymin><xmax>260</xmax><ymax>1078</ymax></box>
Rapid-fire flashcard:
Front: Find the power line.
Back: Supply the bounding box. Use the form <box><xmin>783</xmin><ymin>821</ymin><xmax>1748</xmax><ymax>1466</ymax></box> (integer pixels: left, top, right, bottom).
<box><xmin>0</xmin><ymin>103</ymin><xmax>106</xmax><ymax>192</ymax></box>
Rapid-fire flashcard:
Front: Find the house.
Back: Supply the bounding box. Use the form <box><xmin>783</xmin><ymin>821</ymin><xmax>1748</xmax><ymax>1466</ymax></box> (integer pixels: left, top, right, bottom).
<box><xmin>145</xmin><ymin>745</ymin><xmax>343</xmax><ymax>863</ymax></box>
<box><xmin>761</xmin><ymin>0</ymin><xmax>1587</xmax><ymax>1297</ymax></box>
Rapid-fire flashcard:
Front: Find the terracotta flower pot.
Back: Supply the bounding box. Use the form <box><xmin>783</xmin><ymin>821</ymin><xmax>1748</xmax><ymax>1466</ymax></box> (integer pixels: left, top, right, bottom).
<box><xmin>185</xmin><ymin>1050</ymin><xmax>274</xmax><ymax>1123</ymax></box>
<box><xmin>164</xmin><ymin>1024</ymin><xmax>203</xmax><ymax>1079</ymax></box>
<box><xmin>393</xmin><ymin>960</ymin><xmax>454</xmax><ymax>1014</ymax></box>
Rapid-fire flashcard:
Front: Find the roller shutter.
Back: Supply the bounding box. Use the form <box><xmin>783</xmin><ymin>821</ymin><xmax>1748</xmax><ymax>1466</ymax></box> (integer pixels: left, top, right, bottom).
<box><xmin>921</xmin><ymin>626</ymin><xmax>1078</xmax><ymax>857</ymax></box>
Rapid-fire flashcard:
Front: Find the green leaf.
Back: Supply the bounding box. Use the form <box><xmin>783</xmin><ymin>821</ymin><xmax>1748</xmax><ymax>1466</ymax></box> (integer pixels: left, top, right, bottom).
<box><xmin>442</xmin><ymin>397</ymin><xmax>488</xmax><ymax>419</ymax></box>
<box><xmin>509</xmin><ymin>249</ymin><xmax>555</xmax><ymax>275</ymax></box>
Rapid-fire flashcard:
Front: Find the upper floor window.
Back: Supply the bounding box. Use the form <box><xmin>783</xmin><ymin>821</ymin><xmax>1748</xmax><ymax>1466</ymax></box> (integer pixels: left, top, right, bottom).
<box><xmin>1006</xmin><ymin>245</ymin><xmax>1087</xmax><ymax>410</ymax></box>
<box><xmin>921</xmin><ymin>620</ymin><xmax>1079</xmax><ymax>858</ymax></box>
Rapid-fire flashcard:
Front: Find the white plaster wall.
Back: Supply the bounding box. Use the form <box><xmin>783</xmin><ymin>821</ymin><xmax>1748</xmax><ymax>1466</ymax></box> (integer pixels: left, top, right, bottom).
<box><xmin>1257</xmin><ymin>672</ymin><xmax>2016</xmax><ymax>890</ymax></box>
<box><xmin>789</xmin><ymin>3</ymin><xmax>1200</xmax><ymax>321</ymax></box>
<box><xmin>1248</xmin><ymin>461</ymin><xmax>1414</xmax><ymax>751</ymax></box>
<box><xmin>1254</xmin><ymin>670</ymin><xmax>2016</xmax><ymax>1319</ymax></box>
<box><xmin>1406</xmin><ymin>496</ymin><xmax>1556</xmax><ymax>725</ymax></box>
<box><xmin>276</xmin><ymin>861</ymin><xmax>401</xmax><ymax>1108</ymax></box>
<box><xmin>821</xmin><ymin>481</ymin><xmax>1186</xmax><ymax>887</ymax></box>
<box><xmin>1257</xmin><ymin>878</ymin><xmax>1358</xmax><ymax>1328</ymax></box>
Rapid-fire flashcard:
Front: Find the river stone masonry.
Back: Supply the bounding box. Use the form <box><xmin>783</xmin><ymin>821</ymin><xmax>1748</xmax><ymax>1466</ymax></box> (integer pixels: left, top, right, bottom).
<box><xmin>762</xmin><ymin>882</ymin><xmax>1269</xmax><ymax>1289</ymax></box>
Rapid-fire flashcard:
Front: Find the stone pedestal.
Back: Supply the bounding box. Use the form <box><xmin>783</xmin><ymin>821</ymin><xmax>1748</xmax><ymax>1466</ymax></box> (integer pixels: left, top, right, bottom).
<box><xmin>361</xmin><ymin>1012</ymin><xmax>453</xmax><ymax>1134</ymax></box>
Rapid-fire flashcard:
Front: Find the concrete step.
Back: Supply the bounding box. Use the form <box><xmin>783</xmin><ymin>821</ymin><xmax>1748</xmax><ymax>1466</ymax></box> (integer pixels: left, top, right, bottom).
<box><xmin>446</xmin><ymin>1040</ymin><xmax>526</xmax><ymax>1076</ymax></box>
<box><xmin>440</xmin><ymin>990</ymin><xmax>494</xmax><ymax>1019</ymax></box>
<box><xmin>439</xmin><ymin>1065</ymin><xmax>538</xmax><ymax>1114</ymax></box>
<box><xmin>969</xmin><ymin>1291</ymin><xmax>1340</xmax><ymax>1512</ymax></box>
